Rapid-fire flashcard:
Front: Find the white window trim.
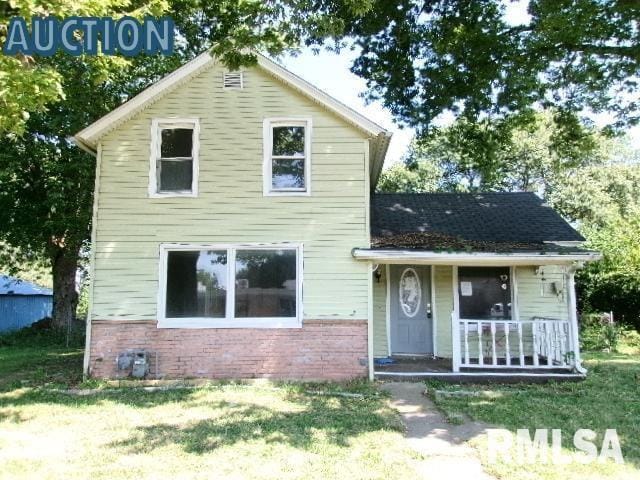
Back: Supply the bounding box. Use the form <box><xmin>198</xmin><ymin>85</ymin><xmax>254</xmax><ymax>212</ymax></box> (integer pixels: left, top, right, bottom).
<box><xmin>157</xmin><ymin>242</ymin><xmax>303</xmax><ymax>329</ymax></box>
<box><xmin>263</xmin><ymin>117</ymin><xmax>312</xmax><ymax>196</ymax></box>
<box><xmin>149</xmin><ymin>118</ymin><xmax>200</xmax><ymax>198</ymax></box>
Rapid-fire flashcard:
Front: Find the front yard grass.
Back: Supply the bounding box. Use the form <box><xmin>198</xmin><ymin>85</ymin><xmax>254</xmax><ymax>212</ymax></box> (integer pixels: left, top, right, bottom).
<box><xmin>0</xmin><ymin>339</ymin><xmax>418</xmax><ymax>480</ymax></box>
<box><xmin>427</xmin><ymin>352</ymin><xmax>640</xmax><ymax>480</ymax></box>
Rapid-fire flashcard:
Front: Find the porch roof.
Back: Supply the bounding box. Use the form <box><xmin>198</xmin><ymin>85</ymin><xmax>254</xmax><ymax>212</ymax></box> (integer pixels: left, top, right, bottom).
<box><xmin>371</xmin><ymin>192</ymin><xmax>586</xmax><ymax>253</ymax></box>
<box><xmin>352</xmin><ymin>248</ymin><xmax>601</xmax><ymax>266</ymax></box>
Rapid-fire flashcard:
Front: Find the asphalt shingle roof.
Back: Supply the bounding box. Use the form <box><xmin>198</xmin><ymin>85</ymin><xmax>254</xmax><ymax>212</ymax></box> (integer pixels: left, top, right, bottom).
<box><xmin>371</xmin><ymin>192</ymin><xmax>584</xmax><ymax>251</ymax></box>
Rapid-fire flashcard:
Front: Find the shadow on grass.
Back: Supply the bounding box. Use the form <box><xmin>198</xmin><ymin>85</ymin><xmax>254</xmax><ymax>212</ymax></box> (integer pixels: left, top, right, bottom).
<box><xmin>0</xmin><ymin>347</ymin><xmax>84</xmax><ymax>392</ymax></box>
<box><xmin>426</xmin><ymin>353</ymin><xmax>640</xmax><ymax>470</ymax></box>
<box><xmin>108</xmin><ymin>396</ymin><xmax>397</xmax><ymax>454</ymax></box>
<box><xmin>0</xmin><ymin>385</ymin><xmax>400</xmax><ymax>455</ymax></box>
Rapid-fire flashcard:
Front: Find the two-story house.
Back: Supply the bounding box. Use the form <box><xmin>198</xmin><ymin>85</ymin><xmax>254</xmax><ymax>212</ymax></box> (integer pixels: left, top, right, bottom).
<box><xmin>74</xmin><ymin>51</ymin><xmax>599</xmax><ymax>381</ymax></box>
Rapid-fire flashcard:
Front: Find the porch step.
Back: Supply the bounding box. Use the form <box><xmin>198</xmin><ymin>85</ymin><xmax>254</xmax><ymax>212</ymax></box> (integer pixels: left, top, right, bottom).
<box><xmin>374</xmin><ymin>371</ymin><xmax>586</xmax><ymax>383</ymax></box>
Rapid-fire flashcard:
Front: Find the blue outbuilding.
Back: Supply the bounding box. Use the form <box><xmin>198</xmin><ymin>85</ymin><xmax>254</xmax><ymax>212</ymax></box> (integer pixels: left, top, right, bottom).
<box><xmin>0</xmin><ymin>275</ymin><xmax>53</xmax><ymax>333</ymax></box>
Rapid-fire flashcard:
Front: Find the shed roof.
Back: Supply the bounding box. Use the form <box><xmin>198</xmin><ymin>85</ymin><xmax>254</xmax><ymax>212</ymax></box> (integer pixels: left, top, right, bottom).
<box><xmin>0</xmin><ymin>275</ymin><xmax>53</xmax><ymax>296</ymax></box>
<box><xmin>371</xmin><ymin>192</ymin><xmax>585</xmax><ymax>252</ymax></box>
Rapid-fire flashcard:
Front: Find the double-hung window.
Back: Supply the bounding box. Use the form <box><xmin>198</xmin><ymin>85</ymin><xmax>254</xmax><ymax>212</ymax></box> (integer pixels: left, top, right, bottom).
<box><xmin>150</xmin><ymin>118</ymin><xmax>199</xmax><ymax>197</ymax></box>
<box><xmin>263</xmin><ymin>118</ymin><xmax>311</xmax><ymax>195</ymax></box>
<box><xmin>158</xmin><ymin>243</ymin><xmax>302</xmax><ymax>328</ymax></box>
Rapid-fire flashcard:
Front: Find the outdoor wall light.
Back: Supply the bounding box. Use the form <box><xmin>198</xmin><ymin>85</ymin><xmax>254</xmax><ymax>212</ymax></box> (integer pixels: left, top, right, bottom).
<box><xmin>373</xmin><ymin>264</ymin><xmax>382</xmax><ymax>283</ymax></box>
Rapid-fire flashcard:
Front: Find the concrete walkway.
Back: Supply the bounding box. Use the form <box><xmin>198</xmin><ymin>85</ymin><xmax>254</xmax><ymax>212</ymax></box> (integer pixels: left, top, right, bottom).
<box><xmin>382</xmin><ymin>382</ymin><xmax>496</xmax><ymax>480</ymax></box>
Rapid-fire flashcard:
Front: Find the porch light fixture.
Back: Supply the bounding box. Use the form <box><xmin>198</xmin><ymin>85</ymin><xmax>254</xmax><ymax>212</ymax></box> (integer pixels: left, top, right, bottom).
<box><xmin>372</xmin><ymin>264</ymin><xmax>382</xmax><ymax>283</ymax></box>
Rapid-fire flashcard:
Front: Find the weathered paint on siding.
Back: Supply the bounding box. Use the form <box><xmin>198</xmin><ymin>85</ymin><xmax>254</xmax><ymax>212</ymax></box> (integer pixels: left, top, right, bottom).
<box><xmin>92</xmin><ymin>63</ymin><xmax>370</xmax><ymax>321</ymax></box>
<box><xmin>516</xmin><ymin>265</ymin><xmax>568</xmax><ymax>321</ymax></box>
<box><xmin>372</xmin><ymin>265</ymin><xmax>388</xmax><ymax>357</ymax></box>
<box><xmin>433</xmin><ymin>266</ymin><xmax>454</xmax><ymax>357</ymax></box>
<box><xmin>371</xmin><ymin>264</ymin><xmax>571</xmax><ymax>360</ymax></box>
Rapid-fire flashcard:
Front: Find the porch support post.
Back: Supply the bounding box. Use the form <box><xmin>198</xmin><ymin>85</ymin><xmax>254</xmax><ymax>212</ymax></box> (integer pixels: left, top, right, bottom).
<box><xmin>367</xmin><ymin>262</ymin><xmax>375</xmax><ymax>380</ymax></box>
<box><xmin>451</xmin><ymin>266</ymin><xmax>461</xmax><ymax>372</ymax></box>
<box><xmin>566</xmin><ymin>265</ymin><xmax>586</xmax><ymax>374</ymax></box>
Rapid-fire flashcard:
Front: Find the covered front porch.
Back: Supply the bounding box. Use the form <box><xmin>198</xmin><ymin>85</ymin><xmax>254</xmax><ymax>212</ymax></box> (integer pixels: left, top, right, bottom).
<box><xmin>358</xmin><ymin>250</ymin><xmax>600</xmax><ymax>380</ymax></box>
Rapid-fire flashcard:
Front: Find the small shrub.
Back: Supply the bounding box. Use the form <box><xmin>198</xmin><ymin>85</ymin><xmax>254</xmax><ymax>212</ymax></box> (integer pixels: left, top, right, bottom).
<box><xmin>580</xmin><ymin>312</ymin><xmax>622</xmax><ymax>352</ymax></box>
<box><xmin>0</xmin><ymin>322</ymin><xmax>85</xmax><ymax>348</ymax></box>
<box><xmin>620</xmin><ymin>328</ymin><xmax>640</xmax><ymax>354</ymax></box>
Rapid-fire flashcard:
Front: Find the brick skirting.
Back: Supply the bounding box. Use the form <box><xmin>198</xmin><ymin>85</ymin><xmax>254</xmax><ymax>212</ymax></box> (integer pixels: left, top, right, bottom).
<box><xmin>88</xmin><ymin>319</ymin><xmax>368</xmax><ymax>380</ymax></box>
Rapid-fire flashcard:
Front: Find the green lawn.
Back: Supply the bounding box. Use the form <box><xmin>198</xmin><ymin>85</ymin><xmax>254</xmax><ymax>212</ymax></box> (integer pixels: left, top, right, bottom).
<box><xmin>0</xmin><ymin>341</ymin><xmax>419</xmax><ymax>480</ymax></box>
<box><xmin>2</xmin><ymin>334</ymin><xmax>639</xmax><ymax>480</ymax></box>
<box><xmin>427</xmin><ymin>352</ymin><xmax>640</xmax><ymax>480</ymax></box>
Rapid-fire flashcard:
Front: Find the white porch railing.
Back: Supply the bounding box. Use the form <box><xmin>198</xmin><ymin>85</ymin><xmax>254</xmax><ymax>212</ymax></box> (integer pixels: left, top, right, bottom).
<box><xmin>454</xmin><ymin>317</ymin><xmax>575</xmax><ymax>370</ymax></box>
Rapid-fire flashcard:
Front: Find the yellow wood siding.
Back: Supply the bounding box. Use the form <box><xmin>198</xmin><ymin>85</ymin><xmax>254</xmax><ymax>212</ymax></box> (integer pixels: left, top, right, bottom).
<box><xmin>516</xmin><ymin>266</ymin><xmax>569</xmax><ymax>321</ymax></box>
<box><xmin>371</xmin><ymin>264</ymin><xmax>570</xmax><ymax>360</ymax></box>
<box><xmin>372</xmin><ymin>266</ymin><xmax>388</xmax><ymax>357</ymax></box>
<box><xmin>433</xmin><ymin>266</ymin><xmax>454</xmax><ymax>357</ymax></box>
<box><xmin>92</xmin><ymin>64</ymin><xmax>370</xmax><ymax>321</ymax></box>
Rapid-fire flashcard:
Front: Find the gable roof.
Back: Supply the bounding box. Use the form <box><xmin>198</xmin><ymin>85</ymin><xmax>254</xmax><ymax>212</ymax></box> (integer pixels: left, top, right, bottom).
<box><xmin>0</xmin><ymin>275</ymin><xmax>52</xmax><ymax>296</ymax></box>
<box><xmin>73</xmin><ymin>51</ymin><xmax>391</xmax><ymax>185</ymax></box>
<box><xmin>371</xmin><ymin>192</ymin><xmax>585</xmax><ymax>252</ymax></box>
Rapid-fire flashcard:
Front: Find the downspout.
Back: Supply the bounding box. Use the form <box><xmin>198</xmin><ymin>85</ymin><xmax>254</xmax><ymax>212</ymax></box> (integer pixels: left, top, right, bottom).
<box><xmin>566</xmin><ymin>263</ymin><xmax>587</xmax><ymax>374</ymax></box>
<box><xmin>364</xmin><ymin>138</ymin><xmax>374</xmax><ymax>381</ymax></box>
<box><xmin>83</xmin><ymin>141</ymin><xmax>101</xmax><ymax>378</ymax></box>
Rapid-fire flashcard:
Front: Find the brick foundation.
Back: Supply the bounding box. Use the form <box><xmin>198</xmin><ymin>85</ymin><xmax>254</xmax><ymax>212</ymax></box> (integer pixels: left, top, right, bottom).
<box><xmin>88</xmin><ymin>319</ymin><xmax>368</xmax><ymax>380</ymax></box>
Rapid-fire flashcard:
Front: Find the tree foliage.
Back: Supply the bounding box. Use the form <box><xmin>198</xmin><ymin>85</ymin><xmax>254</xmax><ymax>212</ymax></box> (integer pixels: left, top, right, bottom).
<box><xmin>0</xmin><ymin>0</ymin><xmax>376</xmax><ymax>328</ymax></box>
<box><xmin>378</xmin><ymin>111</ymin><xmax>603</xmax><ymax>193</ymax></box>
<box><xmin>0</xmin><ymin>0</ymin><xmax>168</xmax><ymax>135</ymax></box>
<box><xmin>550</xmin><ymin>163</ymin><xmax>640</xmax><ymax>328</ymax></box>
<box><xmin>0</xmin><ymin>0</ymin><xmax>373</xmax><ymax>135</ymax></box>
<box><xmin>343</xmin><ymin>0</ymin><xmax>640</xmax><ymax>132</ymax></box>
<box><xmin>577</xmin><ymin>206</ymin><xmax>640</xmax><ymax>329</ymax></box>
<box><xmin>379</xmin><ymin>114</ymin><xmax>640</xmax><ymax>328</ymax></box>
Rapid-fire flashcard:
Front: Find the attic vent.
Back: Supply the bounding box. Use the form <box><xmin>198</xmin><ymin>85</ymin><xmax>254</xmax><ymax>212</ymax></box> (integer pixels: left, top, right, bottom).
<box><xmin>223</xmin><ymin>71</ymin><xmax>244</xmax><ymax>89</ymax></box>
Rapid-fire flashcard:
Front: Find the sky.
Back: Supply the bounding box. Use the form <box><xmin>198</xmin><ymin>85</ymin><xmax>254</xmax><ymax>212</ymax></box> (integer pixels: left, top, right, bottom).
<box><xmin>278</xmin><ymin>0</ymin><xmax>639</xmax><ymax>168</ymax></box>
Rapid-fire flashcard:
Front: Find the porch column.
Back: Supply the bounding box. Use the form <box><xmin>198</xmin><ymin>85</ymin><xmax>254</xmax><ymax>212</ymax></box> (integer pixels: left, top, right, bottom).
<box><xmin>451</xmin><ymin>266</ymin><xmax>461</xmax><ymax>372</ymax></box>
<box><xmin>367</xmin><ymin>262</ymin><xmax>374</xmax><ymax>380</ymax></box>
<box><xmin>566</xmin><ymin>265</ymin><xmax>586</xmax><ymax>374</ymax></box>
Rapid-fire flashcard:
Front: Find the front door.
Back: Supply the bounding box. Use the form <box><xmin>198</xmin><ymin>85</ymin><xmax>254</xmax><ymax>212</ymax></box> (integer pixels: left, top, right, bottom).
<box><xmin>390</xmin><ymin>265</ymin><xmax>433</xmax><ymax>354</ymax></box>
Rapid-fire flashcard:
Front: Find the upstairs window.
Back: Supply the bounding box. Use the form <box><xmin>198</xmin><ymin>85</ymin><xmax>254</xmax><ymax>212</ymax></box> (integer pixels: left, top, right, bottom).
<box><xmin>149</xmin><ymin>118</ymin><xmax>199</xmax><ymax>197</ymax></box>
<box><xmin>263</xmin><ymin>118</ymin><xmax>311</xmax><ymax>196</ymax></box>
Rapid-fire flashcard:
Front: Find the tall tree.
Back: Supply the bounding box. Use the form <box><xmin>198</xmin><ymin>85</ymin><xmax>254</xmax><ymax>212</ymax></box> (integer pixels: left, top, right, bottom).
<box><xmin>0</xmin><ymin>54</ymin><xmax>131</xmax><ymax>328</ymax></box>
<box><xmin>341</xmin><ymin>0</ymin><xmax>640</xmax><ymax>132</ymax></box>
<box><xmin>0</xmin><ymin>0</ymin><xmax>170</xmax><ymax>135</ymax></box>
<box><xmin>0</xmin><ymin>0</ymin><xmax>375</xmax><ymax>328</ymax></box>
<box><xmin>0</xmin><ymin>0</ymin><xmax>373</xmax><ymax>135</ymax></box>
<box><xmin>378</xmin><ymin>111</ymin><xmax>602</xmax><ymax>193</ymax></box>
<box><xmin>550</xmin><ymin>164</ymin><xmax>640</xmax><ymax>328</ymax></box>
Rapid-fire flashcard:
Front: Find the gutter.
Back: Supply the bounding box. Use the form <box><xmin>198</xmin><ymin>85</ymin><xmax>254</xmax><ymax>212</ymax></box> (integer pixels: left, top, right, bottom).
<box><xmin>352</xmin><ymin>248</ymin><xmax>602</xmax><ymax>266</ymax></box>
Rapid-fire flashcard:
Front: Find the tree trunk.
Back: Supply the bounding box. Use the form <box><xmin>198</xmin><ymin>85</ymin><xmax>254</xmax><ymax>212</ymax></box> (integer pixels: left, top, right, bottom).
<box><xmin>51</xmin><ymin>249</ymin><xmax>79</xmax><ymax>330</ymax></box>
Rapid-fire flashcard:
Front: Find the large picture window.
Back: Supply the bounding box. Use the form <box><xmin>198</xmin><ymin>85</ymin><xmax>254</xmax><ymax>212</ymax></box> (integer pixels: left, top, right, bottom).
<box><xmin>149</xmin><ymin>118</ymin><xmax>199</xmax><ymax>197</ymax></box>
<box><xmin>458</xmin><ymin>267</ymin><xmax>512</xmax><ymax>320</ymax></box>
<box><xmin>263</xmin><ymin>118</ymin><xmax>311</xmax><ymax>195</ymax></box>
<box><xmin>159</xmin><ymin>244</ymin><xmax>301</xmax><ymax>328</ymax></box>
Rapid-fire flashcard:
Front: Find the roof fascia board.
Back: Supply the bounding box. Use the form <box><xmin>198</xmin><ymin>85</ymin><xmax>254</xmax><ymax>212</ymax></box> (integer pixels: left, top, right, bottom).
<box><xmin>352</xmin><ymin>248</ymin><xmax>602</xmax><ymax>266</ymax></box>
<box><xmin>74</xmin><ymin>52</ymin><xmax>214</xmax><ymax>148</ymax></box>
<box><xmin>74</xmin><ymin>50</ymin><xmax>391</xmax><ymax>151</ymax></box>
<box><xmin>255</xmin><ymin>52</ymin><xmax>388</xmax><ymax>138</ymax></box>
